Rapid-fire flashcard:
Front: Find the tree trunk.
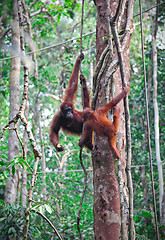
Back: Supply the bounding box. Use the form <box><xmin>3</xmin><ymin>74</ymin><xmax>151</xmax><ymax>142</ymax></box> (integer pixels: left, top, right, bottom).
<box><xmin>141</xmin><ymin>118</ymin><xmax>150</xmax><ymax>226</ymax></box>
<box><xmin>93</xmin><ymin>138</ymin><xmax>120</xmax><ymax>240</ymax></box>
<box><xmin>150</xmin><ymin>5</ymin><xmax>164</xmax><ymax>219</ymax></box>
<box><xmin>161</xmin><ymin>185</ymin><xmax>165</xmax><ymax>236</ymax></box>
<box><xmin>4</xmin><ymin>0</ymin><xmax>20</xmax><ymax>204</ymax></box>
<box><xmin>36</xmin><ymin>92</ymin><xmax>47</xmax><ymax>200</ymax></box>
<box><xmin>93</xmin><ymin>1</ymin><xmax>134</xmax><ymax>239</ymax></box>
<box><xmin>21</xmin><ymin>103</ymin><xmax>29</xmax><ymax>206</ymax></box>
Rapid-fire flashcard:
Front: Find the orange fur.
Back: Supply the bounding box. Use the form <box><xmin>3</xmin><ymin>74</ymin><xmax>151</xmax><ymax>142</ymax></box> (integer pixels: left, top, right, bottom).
<box><xmin>79</xmin><ymin>87</ymin><xmax>130</xmax><ymax>158</ymax></box>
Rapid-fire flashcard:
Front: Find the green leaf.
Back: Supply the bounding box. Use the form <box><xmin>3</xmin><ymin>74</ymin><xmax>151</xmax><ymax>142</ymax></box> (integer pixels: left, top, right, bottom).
<box><xmin>30</xmin><ymin>203</ymin><xmax>42</xmax><ymax>211</ymax></box>
<box><xmin>141</xmin><ymin>212</ymin><xmax>152</xmax><ymax>218</ymax></box>
<box><xmin>3</xmin><ymin>171</ymin><xmax>9</xmax><ymax>178</ymax></box>
<box><xmin>13</xmin><ymin>156</ymin><xmax>19</xmax><ymax>164</ymax></box>
<box><xmin>45</xmin><ymin>204</ymin><xmax>52</xmax><ymax>214</ymax></box>
<box><xmin>50</xmin><ymin>196</ymin><xmax>57</xmax><ymax>200</ymax></box>
<box><xmin>0</xmin><ymin>199</ymin><xmax>5</xmax><ymax>205</ymax></box>
<box><xmin>39</xmin><ymin>205</ymin><xmax>43</xmax><ymax>214</ymax></box>
<box><xmin>19</xmin><ymin>158</ymin><xmax>29</xmax><ymax>169</ymax></box>
<box><xmin>8</xmin><ymin>227</ymin><xmax>16</xmax><ymax>234</ymax></box>
<box><xmin>18</xmin><ymin>162</ymin><xmax>25</xmax><ymax>170</ymax></box>
<box><xmin>6</xmin><ymin>160</ymin><xmax>15</xmax><ymax>167</ymax></box>
<box><xmin>12</xmin><ymin>165</ymin><xmax>15</xmax><ymax>176</ymax></box>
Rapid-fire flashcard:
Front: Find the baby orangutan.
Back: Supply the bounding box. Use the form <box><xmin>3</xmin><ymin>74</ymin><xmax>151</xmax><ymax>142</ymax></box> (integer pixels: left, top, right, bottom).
<box><xmin>78</xmin><ymin>86</ymin><xmax>130</xmax><ymax>158</ymax></box>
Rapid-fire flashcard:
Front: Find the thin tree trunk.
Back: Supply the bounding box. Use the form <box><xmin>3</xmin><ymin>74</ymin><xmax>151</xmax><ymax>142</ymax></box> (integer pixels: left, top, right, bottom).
<box><xmin>149</xmin><ymin>0</ymin><xmax>163</xmax><ymax>219</ymax></box>
<box><xmin>36</xmin><ymin>92</ymin><xmax>47</xmax><ymax>200</ymax></box>
<box><xmin>16</xmin><ymin>1</ymin><xmax>40</xmax><ymax>238</ymax></box>
<box><xmin>89</xmin><ymin>39</ymin><xmax>94</xmax><ymax>90</ymax></box>
<box><xmin>21</xmin><ymin>103</ymin><xmax>29</xmax><ymax>206</ymax></box>
<box><xmin>17</xmin><ymin>169</ymin><xmax>21</xmax><ymax>204</ymax></box>
<box><xmin>4</xmin><ymin>0</ymin><xmax>20</xmax><ymax>204</ymax></box>
<box><xmin>161</xmin><ymin>185</ymin><xmax>165</xmax><ymax>236</ymax></box>
<box><xmin>152</xmin><ymin>38</ymin><xmax>163</xmax><ymax>217</ymax></box>
<box><xmin>141</xmin><ymin>118</ymin><xmax>150</xmax><ymax>226</ymax></box>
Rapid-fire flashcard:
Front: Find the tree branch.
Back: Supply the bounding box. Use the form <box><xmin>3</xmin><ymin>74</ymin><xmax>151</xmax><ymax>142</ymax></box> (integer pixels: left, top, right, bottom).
<box><xmin>0</xmin><ymin>28</ymin><xmax>11</xmax><ymax>40</ymax></box>
<box><xmin>30</xmin><ymin>2</ymin><xmax>55</xmax><ymax>20</ymax></box>
<box><xmin>93</xmin><ymin>45</ymin><xmax>109</xmax><ymax>91</ymax></box>
<box><xmin>77</xmin><ymin>147</ymin><xmax>87</xmax><ymax>240</ymax></box>
<box><xmin>34</xmin><ymin>211</ymin><xmax>63</xmax><ymax>240</ymax></box>
<box><xmin>92</xmin><ymin>51</ymin><xmax>110</xmax><ymax>109</ymax></box>
<box><xmin>29</xmin><ymin>0</ymin><xmax>38</xmax><ymax>9</ymax></box>
<box><xmin>14</xmin><ymin>123</ymin><xmax>33</xmax><ymax>172</ymax></box>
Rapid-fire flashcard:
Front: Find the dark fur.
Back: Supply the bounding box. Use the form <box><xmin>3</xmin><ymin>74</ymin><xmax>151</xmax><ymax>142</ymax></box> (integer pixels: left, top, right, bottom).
<box><xmin>50</xmin><ymin>54</ymin><xmax>91</xmax><ymax>152</ymax></box>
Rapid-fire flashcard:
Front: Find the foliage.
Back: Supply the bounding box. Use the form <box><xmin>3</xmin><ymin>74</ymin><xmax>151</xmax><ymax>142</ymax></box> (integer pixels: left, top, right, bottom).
<box><xmin>0</xmin><ymin>201</ymin><xmax>39</xmax><ymax>239</ymax></box>
<box><xmin>0</xmin><ymin>0</ymin><xmax>96</xmax><ymax>238</ymax></box>
<box><xmin>130</xmin><ymin>2</ymin><xmax>165</xmax><ymax>239</ymax></box>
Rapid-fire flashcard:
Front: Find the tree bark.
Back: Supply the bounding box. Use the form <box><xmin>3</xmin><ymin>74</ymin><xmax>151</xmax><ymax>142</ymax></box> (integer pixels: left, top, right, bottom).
<box><xmin>93</xmin><ymin>139</ymin><xmax>120</xmax><ymax>240</ymax></box>
<box><xmin>92</xmin><ymin>1</ymin><xmax>134</xmax><ymax>239</ymax></box>
<box><xmin>4</xmin><ymin>0</ymin><xmax>20</xmax><ymax>204</ymax></box>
